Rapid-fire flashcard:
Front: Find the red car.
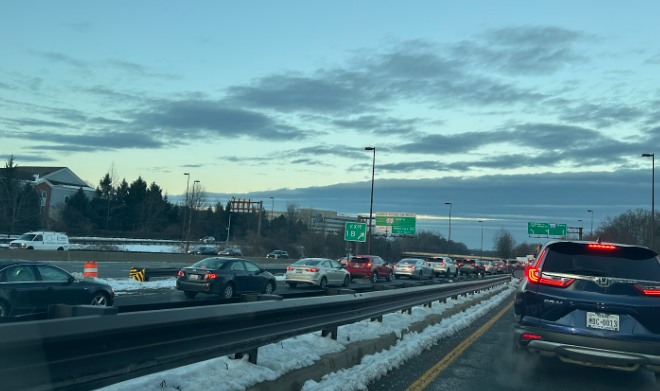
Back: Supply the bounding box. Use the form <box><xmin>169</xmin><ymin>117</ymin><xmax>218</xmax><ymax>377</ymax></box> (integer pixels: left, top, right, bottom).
<box><xmin>345</xmin><ymin>255</ymin><xmax>393</xmax><ymax>283</ymax></box>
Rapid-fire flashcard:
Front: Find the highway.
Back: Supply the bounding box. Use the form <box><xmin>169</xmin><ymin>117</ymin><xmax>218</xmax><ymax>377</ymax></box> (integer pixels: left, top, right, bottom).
<box><xmin>367</xmin><ymin>295</ymin><xmax>659</xmax><ymax>391</ymax></box>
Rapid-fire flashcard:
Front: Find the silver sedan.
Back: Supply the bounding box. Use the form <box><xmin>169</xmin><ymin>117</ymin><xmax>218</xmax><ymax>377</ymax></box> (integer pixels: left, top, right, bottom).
<box><xmin>285</xmin><ymin>258</ymin><xmax>350</xmax><ymax>289</ymax></box>
<box><xmin>393</xmin><ymin>258</ymin><xmax>433</xmax><ymax>280</ymax></box>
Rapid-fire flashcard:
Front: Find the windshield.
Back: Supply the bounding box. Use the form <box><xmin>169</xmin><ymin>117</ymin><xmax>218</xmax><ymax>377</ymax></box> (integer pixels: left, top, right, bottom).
<box><xmin>543</xmin><ymin>243</ymin><xmax>660</xmax><ymax>281</ymax></box>
<box><xmin>17</xmin><ymin>234</ymin><xmax>36</xmax><ymax>241</ymax></box>
<box><xmin>191</xmin><ymin>258</ymin><xmax>228</xmax><ymax>269</ymax></box>
<box><xmin>293</xmin><ymin>259</ymin><xmax>321</xmax><ymax>266</ymax></box>
<box><xmin>398</xmin><ymin>259</ymin><xmax>420</xmax><ymax>265</ymax></box>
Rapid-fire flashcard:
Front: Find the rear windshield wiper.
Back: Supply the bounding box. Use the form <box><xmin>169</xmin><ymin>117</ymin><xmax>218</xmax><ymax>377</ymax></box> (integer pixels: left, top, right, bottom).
<box><xmin>559</xmin><ymin>269</ymin><xmax>609</xmax><ymax>277</ymax></box>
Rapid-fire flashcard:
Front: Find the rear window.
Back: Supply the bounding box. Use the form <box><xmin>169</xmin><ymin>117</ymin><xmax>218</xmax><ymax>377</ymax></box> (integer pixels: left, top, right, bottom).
<box><xmin>543</xmin><ymin>243</ymin><xmax>660</xmax><ymax>281</ymax></box>
<box><xmin>351</xmin><ymin>257</ymin><xmax>371</xmax><ymax>263</ymax></box>
<box><xmin>192</xmin><ymin>258</ymin><xmax>228</xmax><ymax>269</ymax></box>
<box><xmin>293</xmin><ymin>259</ymin><xmax>321</xmax><ymax>266</ymax></box>
<box><xmin>461</xmin><ymin>259</ymin><xmax>475</xmax><ymax>264</ymax></box>
<box><xmin>398</xmin><ymin>259</ymin><xmax>421</xmax><ymax>265</ymax></box>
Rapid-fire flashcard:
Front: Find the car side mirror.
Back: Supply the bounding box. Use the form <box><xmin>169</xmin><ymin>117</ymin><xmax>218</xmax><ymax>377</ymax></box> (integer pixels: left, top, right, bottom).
<box><xmin>512</xmin><ymin>269</ymin><xmax>525</xmax><ymax>279</ymax></box>
<box><xmin>68</xmin><ymin>275</ymin><xmax>76</xmax><ymax>283</ymax></box>
<box><xmin>259</xmin><ymin>268</ymin><xmax>266</xmax><ymax>273</ymax></box>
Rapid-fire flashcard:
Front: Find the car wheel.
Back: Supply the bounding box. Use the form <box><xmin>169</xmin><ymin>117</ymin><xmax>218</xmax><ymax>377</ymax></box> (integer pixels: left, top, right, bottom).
<box><xmin>386</xmin><ymin>271</ymin><xmax>393</xmax><ymax>282</ymax></box>
<box><xmin>91</xmin><ymin>292</ymin><xmax>109</xmax><ymax>306</ymax></box>
<box><xmin>0</xmin><ymin>301</ymin><xmax>9</xmax><ymax>317</ymax></box>
<box><xmin>342</xmin><ymin>275</ymin><xmax>350</xmax><ymax>287</ymax></box>
<box><xmin>184</xmin><ymin>291</ymin><xmax>198</xmax><ymax>299</ymax></box>
<box><xmin>288</xmin><ymin>283</ymin><xmax>298</xmax><ymax>288</ymax></box>
<box><xmin>222</xmin><ymin>283</ymin><xmax>235</xmax><ymax>299</ymax></box>
<box><xmin>370</xmin><ymin>272</ymin><xmax>378</xmax><ymax>283</ymax></box>
<box><xmin>319</xmin><ymin>277</ymin><xmax>328</xmax><ymax>289</ymax></box>
<box><xmin>263</xmin><ymin>281</ymin><xmax>274</xmax><ymax>295</ymax></box>
<box><xmin>57</xmin><ymin>247</ymin><xmax>64</xmax><ymax>251</ymax></box>
<box><xmin>27</xmin><ymin>247</ymin><xmax>33</xmax><ymax>250</ymax></box>
<box><xmin>418</xmin><ymin>271</ymin><xmax>423</xmax><ymax>280</ymax></box>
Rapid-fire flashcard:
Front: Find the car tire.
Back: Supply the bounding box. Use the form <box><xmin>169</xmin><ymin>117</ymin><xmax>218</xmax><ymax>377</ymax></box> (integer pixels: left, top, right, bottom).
<box><xmin>386</xmin><ymin>271</ymin><xmax>393</xmax><ymax>282</ymax></box>
<box><xmin>27</xmin><ymin>247</ymin><xmax>33</xmax><ymax>250</ymax></box>
<box><xmin>222</xmin><ymin>283</ymin><xmax>235</xmax><ymax>299</ymax></box>
<box><xmin>0</xmin><ymin>301</ymin><xmax>9</xmax><ymax>317</ymax></box>
<box><xmin>288</xmin><ymin>283</ymin><xmax>297</xmax><ymax>288</ymax></box>
<box><xmin>370</xmin><ymin>272</ymin><xmax>378</xmax><ymax>283</ymax></box>
<box><xmin>57</xmin><ymin>247</ymin><xmax>64</xmax><ymax>251</ymax></box>
<box><xmin>319</xmin><ymin>277</ymin><xmax>328</xmax><ymax>289</ymax></box>
<box><xmin>342</xmin><ymin>275</ymin><xmax>350</xmax><ymax>287</ymax></box>
<box><xmin>91</xmin><ymin>292</ymin><xmax>109</xmax><ymax>306</ymax></box>
<box><xmin>263</xmin><ymin>281</ymin><xmax>274</xmax><ymax>295</ymax></box>
<box><xmin>184</xmin><ymin>291</ymin><xmax>198</xmax><ymax>299</ymax></box>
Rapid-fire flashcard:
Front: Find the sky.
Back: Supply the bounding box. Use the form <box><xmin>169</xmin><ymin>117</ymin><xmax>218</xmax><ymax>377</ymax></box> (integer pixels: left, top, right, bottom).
<box><xmin>1</xmin><ymin>1</ymin><xmax>659</xmax><ymax>249</ymax></box>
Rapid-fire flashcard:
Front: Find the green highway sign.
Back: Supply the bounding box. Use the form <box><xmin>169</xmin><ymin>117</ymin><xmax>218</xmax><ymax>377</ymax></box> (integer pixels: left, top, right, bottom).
<box><xmin>528</xmin><ymin>222</ymin><xmax>567</xmax><ymax>236</ymax></box>
<box><xmin>375</xmin><ymin>212</ymin><xmax>417</xmax><ymax>235</ymax></box>
<box><xmin>345</xmin><ymin>222</ymin><xmax>367</xmax><ymax>242</ymax></box>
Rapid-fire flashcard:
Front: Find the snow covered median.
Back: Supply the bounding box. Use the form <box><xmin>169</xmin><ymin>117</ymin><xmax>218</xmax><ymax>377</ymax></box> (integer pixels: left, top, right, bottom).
<box><xmin>71</xmin><ymin>273</ymin><xmax>175</xmax><ymax>294</ymax></box>
<box><xmin>100</xmin><ymin>280</ymin><xmax>516</xmax><ymax>391</ymax></box>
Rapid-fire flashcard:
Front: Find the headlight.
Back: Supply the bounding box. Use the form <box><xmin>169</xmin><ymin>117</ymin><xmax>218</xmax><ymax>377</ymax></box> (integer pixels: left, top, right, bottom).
<box><xmin>21</xmin><ymin>243</ymin><xmax>26</xmax><ymax>248</ymax></box>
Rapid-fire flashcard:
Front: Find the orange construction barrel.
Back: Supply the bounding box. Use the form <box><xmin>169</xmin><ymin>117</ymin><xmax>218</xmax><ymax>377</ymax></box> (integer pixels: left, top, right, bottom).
<box><xmin>83</xmin><ymin>260</ymin><xmax>98</xmax><ymax>278</ymax></box>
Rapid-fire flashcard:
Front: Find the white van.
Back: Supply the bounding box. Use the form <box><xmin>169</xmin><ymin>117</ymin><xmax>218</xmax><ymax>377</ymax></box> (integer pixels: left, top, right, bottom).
<box><xmin>9</xmin><ymin>231</ymin><xmax>70</xmax><ymax>251</ymax></box>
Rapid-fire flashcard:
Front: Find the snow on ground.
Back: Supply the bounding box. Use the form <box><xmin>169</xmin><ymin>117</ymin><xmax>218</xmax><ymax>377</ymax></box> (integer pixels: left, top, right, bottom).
<box><xmin>100</xmin><ymin>281</ymin><xmax>516</xmax><ymax>391</ymax></box>
<box><xmin>70</xmin><ymin>243</ymin><xmax>182</xmax><ymax>253</ymax></box>
<box><xmin>302</xmin><ymin>284</ymin><xmax>516</xmax><ymax>391</ymax></box>
<box><xmin>71</xmin><ymin>272</ymin><xmax>175</xmax><ymax>294</ymax></box>
<box><xmin>275</xmin><ymin>275</ymin><xmax>286</xmax><ymax>281</ymax></box>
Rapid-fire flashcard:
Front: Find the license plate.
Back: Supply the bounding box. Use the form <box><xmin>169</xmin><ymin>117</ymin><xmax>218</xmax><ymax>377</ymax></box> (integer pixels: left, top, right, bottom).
<box><xmin>296</xmin><ymin>269</ymin><xmax>302</xmax><ymax>273</ymax></box>
<box><xmin>189</xmin><ymin>274</ymin><xmax>199</xmax><ymax>280</ymax></box>
<box><xmin>586</xmin><ymin>312</ymin><xmax>619</xmax><ymax>331</ymax></box>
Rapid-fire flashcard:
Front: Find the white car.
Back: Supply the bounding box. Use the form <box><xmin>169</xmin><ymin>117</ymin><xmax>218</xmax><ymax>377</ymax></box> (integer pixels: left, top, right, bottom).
<box><xmin>426</xmin><ymin>256</ymin><xmax>459</xmax><ymax>277</ymax></box>
<box><xmin>285</xmin><ymin>258</ymin><xmax>350</xmax><ymax>289</ymax></box>
<box><xmin>393</xmin><ymin>258</ymin><xmax>434</xmax><ymax>279</ymax></box>
<box><xmin>9</xmin><ymin>231</ymin><xmax>69</xmax><ymax>251</ymax></box>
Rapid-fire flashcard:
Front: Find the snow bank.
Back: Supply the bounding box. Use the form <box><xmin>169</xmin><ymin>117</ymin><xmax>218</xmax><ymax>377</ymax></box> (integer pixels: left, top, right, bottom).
<box><xmin>71</xmin><ymin>272</ymin><xmax>175</xmax><ymax>294</ymax></box>
<box><xmin>302</xmin><ymin>284</ymin><xmax>516</xmax><ymax>390</ymax></box>
<box><xmin>100</xmin><ymin>281</ymin><xmax>515</xmax><ymax>391</ymax></box>
<box><xmin>70</xmin><ymin>243</ymin><xmax>181</xmax><ymax>253</ymax></box>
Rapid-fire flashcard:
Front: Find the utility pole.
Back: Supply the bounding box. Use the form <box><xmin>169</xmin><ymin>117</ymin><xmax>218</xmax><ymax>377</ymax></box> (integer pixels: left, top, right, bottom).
<box><xmin>182</xmin><ymin>173</ymin><xmax>190</xmax><ymax>241</ymax></box>
<box><xmin>185</xmin><ymin>180</ymin><xmax>199</xmax><ymax>252</ymax></box>
<box><xmin>257</xmin><ymin>201</ymin><xmax>263</xmax><ymax>236</ymax></box>
<box><xmin>445</xmin><ymin>202</ymin><xmax>452</xmax><ymax>256</ymax></box>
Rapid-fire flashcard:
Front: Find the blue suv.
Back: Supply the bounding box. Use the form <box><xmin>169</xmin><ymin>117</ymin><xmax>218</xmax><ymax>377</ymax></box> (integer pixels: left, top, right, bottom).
<box><xmin>513</xmin><ymin>240</ymin><xmax>660</xmax><ymax>381</ymax></box>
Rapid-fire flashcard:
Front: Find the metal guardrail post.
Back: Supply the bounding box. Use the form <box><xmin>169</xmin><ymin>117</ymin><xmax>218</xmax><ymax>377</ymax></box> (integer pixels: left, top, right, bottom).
<box><xmin>235</xmin><ymin>349</ymin><xmax>258</xmax><ymax>365</ymax></box>
<box><xmin>322</xmin><ymin>328</ymin><xmax>338</xmax><ymax>340</ymax></box>
<box><xmin>370</xmin><ymin>316</ymin><xmax>383</xmax><ymax>322</ymax></box>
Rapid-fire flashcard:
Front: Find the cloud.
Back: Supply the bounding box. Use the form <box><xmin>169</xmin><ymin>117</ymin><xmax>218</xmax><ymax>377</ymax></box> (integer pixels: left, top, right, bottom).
<box><xmin>64</xmin><ymin>22</ymin><xmax>92</xmax><ymax>33</ymax></box>
<box><xmin>181</xmin><ymin>164</ymin><xmax>203</xmax><ymax>168</ymax></box>
<box><xmin>0</xmin><ymin>154</ymin><xmax>55</xmax><ymax>163</ymax></box>
<box><xmin>130</xmin><ymin>99</ymin><xmax>310</xmax><ymax>141</ymax></box>
<box><xmin>287</xmin><ymin>145</ymin><xmax>377</xmax><ymax>160</ymax></box>
<box><xmin>399</xmin><ymin>131</ymin><xmax>503</xmax><ymax>154</ymax></box>
<box><xmin>35</xmin><ymin>51</ymin><xmax>89</xmax><ymax>70</ymax></box>
<box><xmin>1</xmin><ymin>118</ymin><xmax>69</xmax><ymax>128</ymax></box>
<box><xmin>332</xmin><ymin>115</ymin><xmax>427</xmax><ymax>135</ymax></box>
<box><xmin>557</xmin><ymin>103</ymin><xmax>646</xmax><ymax>128</ymax></box>
<box><xmin>378</xmin><ymin>161</ymin><xmax>450</xmax><ymax>173</ymax></box>
<box><xmin>0</xmin><ymin>81</ymin><xmax>16</xmax><ymax>90</ymax></box>
<box><xmin>107</xmin><ymin>60</ymin><xmax>181</xmax><ymax>79</ymax></box>
<box><xmin>3</xmin><ymin>130</ymin><xmax>164</xmax><ymax>151</ymax></box>
<box><xmin>451</xmin><ymin>26</ymin><xmax>588</xmax><ymax>75</ymax></box>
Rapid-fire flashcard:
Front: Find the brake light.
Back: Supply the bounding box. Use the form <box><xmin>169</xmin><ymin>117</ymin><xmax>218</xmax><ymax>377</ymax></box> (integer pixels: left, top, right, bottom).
<box><xmin>588</xmin><ymin>244</ymin><xmax>617</xmax><ymax>250</ymax></box>
<box><xmin>527</xmin><ymin>267</ymin><xmax>574</xmax><ymax>287</ymax></box>
<box><xmin>177</xmin><ymin>270</ymin><xmax>184</xmax><ymax>277</ymax></box>
<box><xmin>410</xmin><ymin>266</ymin><xmax>416</xmax><ymax>270</ymax></box>
<box><xmin>204</xmin><ymin>273</ymin><xmax>217</xmax><ymax>280</ymax></box>
<box><xmin>286</xmin><ymin>266</ymin><xmax>293</xmax><ymax>271</ymax></box>
<box><xmin>393</xmin><ymin>265</ymin><xmax>398</xmax><ymax>268</ymax></box>
<box><xmin>305</xmin><ymin>268</ymin><xmax>319</xmax><ymax>272</ymax></box>
<box><xmin>634</xmin><ymin>284</ymin><xmax>660</xmax><ymax>296</ymax></box>
<box><xmin>521</xmin><ymin>334</ymin><xmax>542</xmax><ymax>342</ymax></box>
<box><xmin>440</xmin><ymin>261</ymin><xmax>445</xmax><ymax>265</ymax></box>
<box><xmin>534</xmin><ymin>249</ymin><xmax>546</xmax><ymax>267</ymax></box>
<box><xmin>457</xmin><ymin>262</ymin><xmax>462</xmax><ymax>266</ymax></box>
<box><xmin>367</xmin><ymin>263</ymin><xmax>372</xmax><ymax>267</ymax></box>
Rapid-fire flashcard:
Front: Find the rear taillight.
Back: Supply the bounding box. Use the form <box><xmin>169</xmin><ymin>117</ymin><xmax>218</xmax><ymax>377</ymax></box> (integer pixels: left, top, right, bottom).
<box><xmin>527</xmin><ymin>267</ymin><xmax>574</xmax><ymax>287</ymax></box>
<box><xmin>634</xmin><ymin>284</ymin><xmax>660</xmax><ymax>296</ymax></box>
<box><xmin>177</xmin><ymin>270</ymin><xmax>184</xmax><ymax>277</ymax></box>
<box><xmin>588</xmin><ymin>244</ymin><xmax>617</xmax><ymax>250</ymax></box>
<box><xmin>440</xmin><ymin>261</ymin><xmax>445</xmax><ymax>265</ymax></box>
<box><xmin>286</xmin><ymin>266</ymin><xmax>293</xmax><ymax>271</ymax></box>
<box><xmin>393</xmin><ymin>265</ymin><xmax>398</xmax><ymax>268</ymax></box>
<box><xmin>410</xmin><ymin>266</ymin><xmax>416</xmax><ymax>270</ymax></box>
<box><xmin>204</xmin><ymin>273</ymin><xmax>217</xmax><ymax>280</ymax></box>
<box><xmin>521</xmin><ymin>333</ymin><xmax>542</xmax><ymax>342</ymax></box>
<box><xmin>305</xmin><ymin>268</ymin><xmax>319</xmax><ymax>272</ymax></box>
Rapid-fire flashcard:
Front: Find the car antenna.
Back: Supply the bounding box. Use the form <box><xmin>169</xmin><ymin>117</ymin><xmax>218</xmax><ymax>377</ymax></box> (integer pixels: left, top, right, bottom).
<box><xmin>596</xmin><ymin>236</ymin><xmax>602</xmax><ymax>244</ymax></box>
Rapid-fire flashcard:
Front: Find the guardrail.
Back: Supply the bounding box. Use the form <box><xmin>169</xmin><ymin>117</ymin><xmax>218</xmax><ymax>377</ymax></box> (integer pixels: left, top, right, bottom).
<box><xmin>0</xmin><ymin>275</ymin><xmax>510</xmax><ymax>391</ymax></box>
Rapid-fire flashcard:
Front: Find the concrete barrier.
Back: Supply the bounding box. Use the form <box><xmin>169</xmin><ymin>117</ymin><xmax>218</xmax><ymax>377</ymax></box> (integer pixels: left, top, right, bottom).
<box><xmin>0</xmin><ymin>249</ymin><xmax>290</xmax><ymax>265</ymax></box>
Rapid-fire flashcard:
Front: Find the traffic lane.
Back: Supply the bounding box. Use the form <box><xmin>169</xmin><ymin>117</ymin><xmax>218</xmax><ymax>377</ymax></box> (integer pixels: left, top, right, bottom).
<box><xmin>368</xmin><ymin>297</ymin><xmax>658</xmax><ymax>391</ymax></box>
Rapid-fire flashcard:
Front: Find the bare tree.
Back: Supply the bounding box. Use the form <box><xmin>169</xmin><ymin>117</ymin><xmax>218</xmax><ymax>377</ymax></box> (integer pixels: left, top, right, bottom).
<box><xmin>493</xmin><ymin>227</ymin><xmax>517</xmax><ymax>259</ymax></box>
<box><xmin>97</xmin><ymin>162</ymin><xmax>118</xmax><ymax>230</ymax></box>
<box><xmin>0</xmin><ymin>156</ymin><xmax>40</xmax><ymax>232</ymax></box>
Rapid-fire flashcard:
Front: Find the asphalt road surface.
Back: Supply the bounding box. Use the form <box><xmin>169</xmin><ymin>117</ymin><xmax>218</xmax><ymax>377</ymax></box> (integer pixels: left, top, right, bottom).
<box><xmin>367</xmin><ymin>294</ymin><xmax>659</xmax><ymax>391</ymax></box>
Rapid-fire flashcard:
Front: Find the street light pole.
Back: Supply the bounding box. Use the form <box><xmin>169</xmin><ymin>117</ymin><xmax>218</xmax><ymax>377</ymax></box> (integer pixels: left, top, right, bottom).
<box><xmin>642</xmin><ymin>153</ymin><xmax>655</xmax><ymax>248</ymax></box>
<box><xmin>587</xmin><ymin>209</ymin><xmax>594</xmax><ymax>238</ymax></box>
<box><xmin>182</xmin><ymin>173</ymin><xmax>190</xmax><ymax>241</ymax></box>
<box><xmin>186</xmin><ymin>180</ymin><xmax>200</xmax><ymax>252</ymax></box>
<box><xmin>479</xmin><ymin>220</ymin><xmax>483</xmax><ymax>259</ymax></box>
<box><xmin>365</xmin><ymin>147</ymin><xmax>376</xmax><ymax>255</ymax></box>
<box><xmin>269</xmin><ymin>196</ymin><xmax>275</xmax><ymax>237</ymax></box>
<box><xmin>445</xmin><ymin>202</ymin><xmax>452</xmax><ymax>256</ymax></box>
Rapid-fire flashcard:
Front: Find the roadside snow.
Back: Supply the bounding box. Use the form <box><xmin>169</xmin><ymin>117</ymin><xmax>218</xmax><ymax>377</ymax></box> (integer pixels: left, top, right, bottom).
<box><xmin>71</xmin><ymin>272</ymin><xmax>175</xmax><ymax>294</ymax></box>
<box><xmin>100</xmin><ymin>281</ymin><xmax>515</xmax><ymax>391</ymax></box>
<box><xmin>70</xmin><ymin>243</ymin><xmax>181</xmax><ymax>253</ymax></box>
<box><xmin>275</xmin><ymin>275</ymin><xmax>286</xmax><ymax>281</ymax></box>
<box><xmin>302</xmin><ymin>284</ymin><xmax>516</xmax><ymax>391</ymax></box>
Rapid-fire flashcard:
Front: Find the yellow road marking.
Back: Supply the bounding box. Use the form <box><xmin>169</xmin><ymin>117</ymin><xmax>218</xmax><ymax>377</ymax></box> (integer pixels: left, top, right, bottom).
<box><xmin>404</xmin><ymin>300</ymin><xmax>515</xmax><ymax>391</ymax></box>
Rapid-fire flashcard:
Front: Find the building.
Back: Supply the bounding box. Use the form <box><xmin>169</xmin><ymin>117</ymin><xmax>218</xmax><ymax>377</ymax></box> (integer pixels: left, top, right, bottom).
<box><xmin>9</xmin><ymin>167</ymin><xmax>96</xmax><ymax>228</ymax></box>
